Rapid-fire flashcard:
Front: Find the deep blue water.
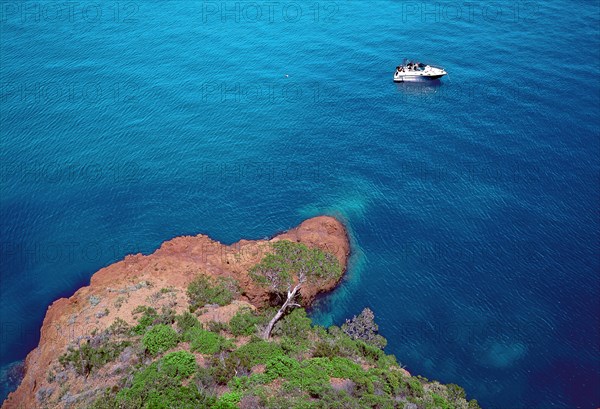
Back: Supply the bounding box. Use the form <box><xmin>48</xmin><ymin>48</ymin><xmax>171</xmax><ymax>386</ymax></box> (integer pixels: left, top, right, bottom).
<box><xmin>1</xmin><ymin>1</ymin><xmax>599</xmax><ymax>407</ymax></box>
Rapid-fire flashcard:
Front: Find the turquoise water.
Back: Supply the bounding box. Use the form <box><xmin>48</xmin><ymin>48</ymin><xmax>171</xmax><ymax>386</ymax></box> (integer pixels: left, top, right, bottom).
<box><xmin>1</xmin><ymin>1</ymin><xmax>599</xmax><ymax>407</ymax></box>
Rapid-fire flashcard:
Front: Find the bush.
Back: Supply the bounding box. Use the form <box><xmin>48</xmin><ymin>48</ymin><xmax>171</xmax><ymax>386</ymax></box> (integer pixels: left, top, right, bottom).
<box><xmin>161</xmin><ymin>351</ymin><xmax>197</xmax><ymax>379</ymax></box>
<box><xmin>142</xmin><ymin>324</ymin><xmax>179</xmax><ymax>356</ymax></box>
<box><xmin>407</xmin><ymin>377</ymin><xmax>424</xmax><ymax>397</ymax></box>
<box><xmin>187</xmin><ymin>275</ymin><xmax>239</xmax><ymax>312</ymax></box>
<box><xmin>234</xmin><ymin>340</ymin><xmax>285</xmax><ymax>367</ymax></box>
<box><xmin>341</xmin><ymin>308</ymin><xmax>387</xmax><ymax>350</ymax></box>
<box><xmin>446</xmin><ymin>383</ymin><xmax>466</xmax><ymax>402</ymax></box>
<box><xmin>431</xmin><ymin>393</ymin><xmax>454</xmax><ymax>409</ymax></box>
<box><xmin>272</xmin><ymin>308</ymin><xmax>312</xmax><ymax>340</ymax></box>
<box><xmin>107</xmin><ymin>318</ymin><xmax>130</xmax><ymax>336</ymax></box>
<box><xmin>211</xmin><ymin>353</ymin><xmax>252</xmax><ymax>385</ymax></box>
<box><xmin>283</xmin><ymin>359</ymin><xmax>331</xmax><ymax>398</ymax></box>
<box><xmin>59</xmin><ymin>339</ymin><xmax>131</xmax><ymax>376</ymax></box>
<box><xmin>195</xmin><ymin>366</ymin><xmax>218</xmax><ymax>391</ymax></box>
<box><xmin>265</xmin><ymin>355</ymin><xmax>300</xmax><ymax>380</ymax></box>
<box><xmin>157</xmin><ymin>306</ymin><xmax>176</xmax><ymax>325</ymax></box>
<box><xmin>228</xmin><ymin>373</ymin><xmax>270</xmax><ymax>393</ymax></box>
<box><xmin>175</xmin><ymin>312</ymin><xmax>201</xmax><ymax>333</ymax></box>
<box><xmin>132</xmin><ymin>306</ymin><xmax>158</xmax><ymax>335</ymax></box>
<box><xmin>313</xmin><ymin>341</ymin><xmax>341</xmax><ymax>358</ymax></box>
<box><xmin>213</xmin><ymin>391</ymin><xmax>242</xmax><ymax>409</ymax></box>
<box><xmin>207</xmin><ymin>320</ymin><xmax>228</xmax><ymax>333</ymax></box>
<box><xmin>358</xmin><ymin>394</ymin><xmax>395</xmax><ymax>408</ymax></box>
<box><xmin>115</xmin><ymin>361</ymin><xmax>216</xmax><ymax>408</ymax></box>
<box><xmin>356</xmin><ymin>340</ymin><xmax>386</xmax><ymax>363</ymax></box>
<box><xmin>229</xmin><ymin>308</ymin><xmax>262</xmax><ymax>336</ymax></box>
<box><xmin>185</xmin><ymin>327</ymin><xmax>228</xmax><ymax>354</ymax></box>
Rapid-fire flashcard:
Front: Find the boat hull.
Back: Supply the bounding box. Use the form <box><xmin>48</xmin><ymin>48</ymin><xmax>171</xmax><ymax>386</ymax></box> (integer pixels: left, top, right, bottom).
<box><xmin>393</xmin><ymin>74</ymin><xmax>445</xmax><ymax>82</ymax></box>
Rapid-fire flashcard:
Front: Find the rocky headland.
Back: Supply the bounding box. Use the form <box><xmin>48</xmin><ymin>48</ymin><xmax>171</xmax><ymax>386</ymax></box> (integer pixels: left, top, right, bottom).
<box><xmin>3</xmin><ymin>216</ymin><xmax>349</xmax><ymax>409</ymax></box>
<box><xmin>3</xmin><ymin>215</ymin><xmax>480</xmax><ymax>409</ymax></box>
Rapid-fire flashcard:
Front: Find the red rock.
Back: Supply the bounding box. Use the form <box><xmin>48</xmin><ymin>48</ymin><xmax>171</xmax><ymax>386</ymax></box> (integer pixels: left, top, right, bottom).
<box><xmin>2</xmin><ymin>216</ymin><xmax>349</xmax><ymax>409</ymax></box>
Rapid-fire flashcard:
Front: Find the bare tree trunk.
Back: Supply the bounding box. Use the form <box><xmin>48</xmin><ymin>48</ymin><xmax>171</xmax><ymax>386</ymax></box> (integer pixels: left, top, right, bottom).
<box><xmin>262</xmin><ymin>283</ymin><xmax>301</xmax><ymax>339</ymax></box>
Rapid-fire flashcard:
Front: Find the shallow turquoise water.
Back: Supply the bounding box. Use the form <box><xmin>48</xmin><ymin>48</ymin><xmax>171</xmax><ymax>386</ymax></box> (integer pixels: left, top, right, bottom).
<box><xmin>1</xmin><ymin>1</ymin><xmax>599</xmax><ymax>407</ymax></box>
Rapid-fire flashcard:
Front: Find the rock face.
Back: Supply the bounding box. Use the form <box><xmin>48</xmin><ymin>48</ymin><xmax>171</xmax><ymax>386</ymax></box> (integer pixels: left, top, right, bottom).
<box><xmin>2</xmin><ymin>216</ymin><xmax>349</xmax><ymax>409</ymax></box>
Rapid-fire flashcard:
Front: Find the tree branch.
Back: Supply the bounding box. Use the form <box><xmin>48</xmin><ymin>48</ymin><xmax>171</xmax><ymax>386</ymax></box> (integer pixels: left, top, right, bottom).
<box><xmin>262</xmin><ymin>283</ymin><xmax>302</xmax><ymax>340</ymax></box>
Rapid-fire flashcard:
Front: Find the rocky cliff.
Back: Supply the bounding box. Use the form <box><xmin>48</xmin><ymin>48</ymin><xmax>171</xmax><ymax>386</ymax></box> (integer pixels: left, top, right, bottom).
<box><xmin>2</xmin><ymin>216</ymin><xmax>349</xmax><ymax>409</ymax></box>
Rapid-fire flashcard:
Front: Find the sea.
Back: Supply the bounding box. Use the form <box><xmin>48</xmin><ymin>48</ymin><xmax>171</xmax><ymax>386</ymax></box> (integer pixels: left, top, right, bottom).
<box><xmin>1</xmin><ymin>1</ymin><xmax>599</xmax><ymax>407</ymax></box>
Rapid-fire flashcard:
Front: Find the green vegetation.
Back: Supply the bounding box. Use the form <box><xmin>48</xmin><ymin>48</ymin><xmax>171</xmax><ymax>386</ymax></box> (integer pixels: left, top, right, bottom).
<box><xmin>92</xmin><ymin>357</ymin><xmax>213</xmax><ymax>409</ymax></box>
<box><xmin>249</xmin><ymin>241</ymin><xmax>342</xmax><ymax>294</ymax></box>
<box><xmin>185</xmin><ymin>327</ymin><xmax>230</xmax><ymax>354</ymax></box>
<box><xmin>187</xmin><ymin>274</ymin><xmax>239</xmax><ymax>312</ymax></box>
<box><xmin>81</xmin><ymin>303</ymin><xmax>480</xmax><ymax>409</ymax></box>
<box><xmin>58</xmin><ymin>338</ymin><xmax>131</xmax><ymax>376</ymax></box>
<box><xmin>131</xmin><ymin>306</ymin><xmax>159</xmax><ymax>335</ymax></box>
<box><xmin>55</xmin><ymin>241</ymin><xmax>479</xmax><ymax>409</ymax></box>
<box><xmin>229</xmin><ymin>308</ymin><xmax>263</xmax><ymax>336</ymax></box>
<box><xmin>161</xmin><ymin>350</ymin><xmax>197</xmax><ymax>378</ymax></box>
<box><xmin>342</xmin><ymin>307</ymin><xmax>387</xmax><ymax>349</ymax></box>
<box><xmin>142</xmin><ymin>324</ymin><xmax>179</xmax><ymax>356</ymax></box>
<box><xmin>249</xmin><ymin>241</ymin><xmax>343</xmax><ymax>339</ymax></box>
<box><xmin>272</xmin><ymin>308</ymin><xmax>312</xmax><ymax>340</ymax></box>
<box><xmin>175</xmin><ymin>311</ymin><xmax>201</xmax><ymax>333</ymax></box>
<box><xmin>235</xmin><ymin>339</ymin><xmax>285</xmax><ymax>367</ymax></box>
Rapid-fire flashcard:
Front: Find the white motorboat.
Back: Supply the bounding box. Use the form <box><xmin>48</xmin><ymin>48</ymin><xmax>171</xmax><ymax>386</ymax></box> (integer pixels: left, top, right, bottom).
<box><xmin>393</xmin><ymin>60</ymin><xmax>447</xmax><ymax>82</ymax></box>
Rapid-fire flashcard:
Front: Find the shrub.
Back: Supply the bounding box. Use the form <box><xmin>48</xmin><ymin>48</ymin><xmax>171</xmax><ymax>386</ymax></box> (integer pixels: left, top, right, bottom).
<box><xmin>341</xmin><ymin>308</ymin><xmax>387</xmax><ymax>350</ymax></box>
<box><xmin>468</xmin><ymin>399</ymin><xmax>482</xmax><ymax>409</ymax></box>
<box><xmin>132</xmin><ymin>306</ymin><xmax>158</xmax><ymax>335</ymax></box>
<box><xmin>358</xmin><ymin>393</ymin><xmax>395</xmax><ymax>408</ymax></box>
<box><xmin>356</xmin><ymin>340</ymin><xmax>386</xmax><ymax>363</ymax></box>
<box><xmin>213</xmin><ymin>391</ymin><xmax>242</xmax><ymax>409</ymax></box>
<box><xmin>313</xmin><ymin>341</ymin><xmax>341</xmax><ymax>358</ymax></box>
<box><xmin>407</xmin><ymin>377</ymin><xmax>424</xmax><ymax>397</ymax></box>
<box><xmin>175</xmin><ymin>312</ymin><xmax>201</xmax><ymax>333</ymax></box>
<box><xmin>234</xmin><ymin>340</ymin><xmax>285</xmax><ymax>367</ymax></box>
<box><xmin>324</xmin><ymin>325</ymin><xmax>376</xmax><ymax>361</ymax></box>
<box><xmin>161</xmin><ymin>351</ymin><xmax>197</xmax><ymax>379</ymax></box>
<box><xmin>229</xmin><ymin>308</ymin><xmax>262</xmax><ymax>336</ymax></box>
<box><xmin>59</xmin><ymin>339</ymin><xmax>131</xmax><ymax>376</ymax></box>
<box><xmin>228</xmin><ymin>373</ymin><xmax>270</xmax><ymax>392</ymax></box>
<box><xmin>207</xmin><ymin>320</ymin><xmax>228</xmax><ymax>333</ymax></box>
<box><xmin>272</xmin><ymin>308</ymin><xmax>312</xmax><ymax>340</ymax></box>
<box><xmin>211</xmin><ymin>353</ymin><xmax>252</xmax><ymax>385</ymax></box>
<box><xmin>187</xmin><ymin>275</ymin><xmax>239</xmax><ymax>312</ymax></box>
<box><xmin>265</xmin><ymin>355</ymin><xmax>300</xmax><ymax>380</ymax></box>
<box><xmin>185</xmin><ymin>327</ymin><xmax>228</xmax><ymax>354</ymax></box>
<box><xmin>115</xmin><ymin>361</ymin><xmax>216</xmax><ymax>408</ymax></box>
<box><xmin>328</xmin><ymin>357</ymin><xmax>363</xmax><ymax>379</ymax></box>
<box><xmin>282</xmin><ymin>359</ymin><xmax>331</xmax><ymax>398</ymax></box>
<box><xmin>446</xmin><ymin>383</ymin><xmax>467</xmax><ymax>402</ymax></box>
<box><xmin>107</xmin><ymin>318</ymin><xmax>130</xmax><ymax>336</ymax></box>
<box><xmin>195</xmin><ymin>366</ymin><xmax>218</xmax><ymax>391</ymax></box>
<box><xmin>432</xmin><ymin>393</ymin><xmax>454</xmax><ymax>409</ymax></box>
<box><xmin>157</xmin><ymin>306</ymin><xmax>176</xmax><ymax>325</ymax></box>
<box><xmin>142</xmin><ymin>324</ymin><xmax>179</xmax><ymax>356</ymax></box>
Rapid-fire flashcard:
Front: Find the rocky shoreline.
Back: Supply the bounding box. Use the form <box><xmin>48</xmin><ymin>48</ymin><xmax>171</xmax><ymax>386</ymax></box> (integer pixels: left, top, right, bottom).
<box><xmin>2</xmin><ymin>216</ymin><xmax>349</xmax><ymax>409</ymax></box>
